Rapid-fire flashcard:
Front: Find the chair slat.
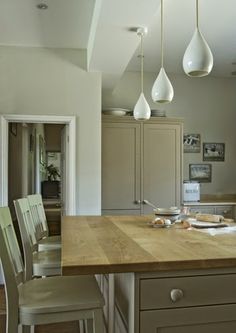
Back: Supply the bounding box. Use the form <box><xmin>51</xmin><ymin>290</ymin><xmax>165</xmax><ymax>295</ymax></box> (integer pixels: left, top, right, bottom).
<box><xmin>0</xmin><ymin>207</ymin><xmax>24</xmax><ymax>285</ymax></box>
<box><xmin>27</xmin><ymin>194</ymin><xmax>49</xmax><ymax>239</ymax></box>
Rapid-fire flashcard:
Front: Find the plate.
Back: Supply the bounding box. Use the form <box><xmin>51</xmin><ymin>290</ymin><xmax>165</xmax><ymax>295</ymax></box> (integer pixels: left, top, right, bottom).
<box><xmin>102</xmin><ymin>108</ymin><xmax>131</xmax><ymax>116</ymax></box>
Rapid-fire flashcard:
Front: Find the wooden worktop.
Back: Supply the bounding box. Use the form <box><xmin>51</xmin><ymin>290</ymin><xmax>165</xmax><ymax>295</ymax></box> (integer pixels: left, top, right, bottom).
<box><xmin>62</xmin><ymin>215</ymin><xmax>236</xmax><ymax>275</ymax></box>
<box><xmin>183</xmin><ymin>194</ymin><xmax>236</xmax><ymax>206</ymax></box>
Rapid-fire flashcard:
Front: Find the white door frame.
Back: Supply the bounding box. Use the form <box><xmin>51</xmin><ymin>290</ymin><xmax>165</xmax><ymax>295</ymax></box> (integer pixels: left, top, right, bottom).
<box><xmin>0</xmin><ymin>114</ymin><xmax>76</xmax><ymax>215</ymax></box>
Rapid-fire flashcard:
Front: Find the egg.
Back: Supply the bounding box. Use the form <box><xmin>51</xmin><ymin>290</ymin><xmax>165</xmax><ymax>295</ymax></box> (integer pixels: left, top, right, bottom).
<box><xmin>164</xmin><ymin>219</ymin><xmax>171</xmax><ymax>226</ymax></box>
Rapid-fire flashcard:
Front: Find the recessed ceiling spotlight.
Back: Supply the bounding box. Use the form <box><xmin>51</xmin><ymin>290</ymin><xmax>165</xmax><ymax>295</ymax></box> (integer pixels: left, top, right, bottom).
<box><xmin>36</xmin><ymin>3</ymin><xmax>48</xmax><ymax>10</ymax></box>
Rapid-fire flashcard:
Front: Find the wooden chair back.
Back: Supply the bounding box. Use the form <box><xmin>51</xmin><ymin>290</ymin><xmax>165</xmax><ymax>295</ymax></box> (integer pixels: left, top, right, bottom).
<box><xmin>14</xmin><ymin>198</ymin><xmax>36</xmax><ymax>281</ymax></box>
<box><xmin>0</xmin><ymin>207</ymin><xmax>24</xmax><ymax>332</ymax></box>
<box><xmin>27</xmin><ymin>194</ymin><xmax>49</xmax><ymax>240</ymax></box>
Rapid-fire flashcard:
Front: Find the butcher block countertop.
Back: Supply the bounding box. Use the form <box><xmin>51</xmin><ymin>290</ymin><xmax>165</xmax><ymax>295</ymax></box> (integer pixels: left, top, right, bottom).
<box><xmin>62</xmin><ymin>215</ymin><xmax>236</xmax><ymax>276</ymax></box>
<box><xmin>183</xmin><ymin>194</ymin><xmax>236</xmax><ymax>206</ymax></box>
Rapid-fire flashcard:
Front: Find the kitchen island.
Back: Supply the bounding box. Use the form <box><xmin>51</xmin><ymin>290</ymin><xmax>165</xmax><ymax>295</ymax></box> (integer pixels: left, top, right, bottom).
<box><xmin>62</xmin><ymin>215</ymin><xmax>236</xmax><ymax>333</ymax></box>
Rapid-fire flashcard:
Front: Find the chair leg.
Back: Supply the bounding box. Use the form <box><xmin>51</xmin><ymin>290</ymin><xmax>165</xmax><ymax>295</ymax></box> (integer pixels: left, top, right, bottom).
<box><xmin>86</xmin><ymin>319</ymin><xmax>94</xmax><ymax>333</ymax></box>
<box><xmin>93</xmin><ymin>309</ymin><xmax>104</xmax><ymax>333</ymax></box>
<box><xmin>6</xmin><ymin>311</ymin><xmax>18</xmax><ymax>333</ymax></box>
<box><xmin>22</xmin><ymin>326</ymin><xmax>31</xmax><ymax>333</ymax></box>
<box><xmin>108</xmin><ymin>274</ymin><xmax>115</xmax><ymax>333</ymax></box>
<box><xmin>79</xmin><ymin>320</ymin><xmax>85</xmax><ymax>333</ymax></box>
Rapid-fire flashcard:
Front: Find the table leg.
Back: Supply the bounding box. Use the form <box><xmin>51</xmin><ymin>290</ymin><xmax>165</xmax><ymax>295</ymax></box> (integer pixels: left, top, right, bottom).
<box><xmin>108</xmin><ymin>274</ymin><xmax>115</xmax><ymax>333</ymax></box>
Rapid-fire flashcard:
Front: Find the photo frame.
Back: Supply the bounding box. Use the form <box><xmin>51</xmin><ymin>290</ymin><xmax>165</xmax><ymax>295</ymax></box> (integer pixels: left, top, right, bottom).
<box><xmin>183</xmin><ymin>134</ymin><xmax>201</xmax><ymax>153</ymax></box>
<box><xmin>203</xmin><ymin>143</ymin><xmax>225</xmax><ymax>161</ymax></box>
<box><xmin>9</xmin><ymin>123</ymin><xmax>17</xmax><ymax>136</ymax></box>
<box><xmin>189</xmin><ymin>163</ymin><xmax>212</xmax><ymax>183</ymax></box>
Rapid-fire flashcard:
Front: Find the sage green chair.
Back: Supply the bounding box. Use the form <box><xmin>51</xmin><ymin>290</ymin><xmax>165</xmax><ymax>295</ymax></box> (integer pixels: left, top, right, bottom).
<box><xmin>0</xmin><ymin>206</ymin><xmax>105</xmax><ymax>333</ymax></box>
<box><xmin>27</xmin><ymin>194</ymin><xmax>61</xmax><ymax>251</ymax></box>
<box><xmin>14</xmin><ymin>198</ymin><xmax>61</xmax><ymax>280</ymax></box>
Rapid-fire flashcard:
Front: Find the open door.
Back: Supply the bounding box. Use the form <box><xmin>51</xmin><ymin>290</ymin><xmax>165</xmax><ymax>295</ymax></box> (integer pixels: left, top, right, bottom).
<box><xmin>61</xmin><ymin>125</ymin><xmax>69</xmax><ymax>216</ymax></box>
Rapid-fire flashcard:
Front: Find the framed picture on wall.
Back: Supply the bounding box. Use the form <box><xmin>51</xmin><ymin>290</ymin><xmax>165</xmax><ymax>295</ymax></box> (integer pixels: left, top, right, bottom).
<box><xmin>183</xmin><ymin>134</ymin><xmax>201</xmax><ymax>153</ymax></box>
<box><xmin>189</xmin><ymin>163</ymin><xmax>212</xmax><ymax>183</ymax></box>
<box><xmin>203</xmin><ymin>143</ymin><xmax>225</xmax><ymax>161</ymax></box>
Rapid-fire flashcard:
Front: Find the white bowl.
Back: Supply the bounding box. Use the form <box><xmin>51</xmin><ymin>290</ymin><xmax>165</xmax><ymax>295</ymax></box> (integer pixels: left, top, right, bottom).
<box><xmin>154</xmin><ymin>207</ymin><xmax>181</xmax><ymax>215</ymax></box>
<box><xmin>154</xmin><ymin>214</ymin><xmax>180</xmax><ymax>222</ymax></box>
<box><xmin>102</xmin><ymin>108</ymin><xmax>130</xmax><ymax>116</ymax></box>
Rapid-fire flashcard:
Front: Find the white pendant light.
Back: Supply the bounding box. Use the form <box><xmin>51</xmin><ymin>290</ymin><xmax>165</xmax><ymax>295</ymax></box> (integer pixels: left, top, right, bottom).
<box><xmin>133</xmin><ymin>27</ymin><xmax>151</xmax><ymax>121</ymax></box>
<box><xmin>183</xmin><ymin>0</ymin><xmax>213</xmax><ymax>77</ymax></box>
<box><xmin>152</xmin><ymin>0</ymin><xmax>174</xmax><ymax>104</ymax></box>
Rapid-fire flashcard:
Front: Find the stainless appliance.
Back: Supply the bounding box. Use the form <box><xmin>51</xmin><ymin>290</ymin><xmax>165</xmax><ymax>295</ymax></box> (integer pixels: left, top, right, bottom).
<box><xmin>183</xmin><ymin>181</ymin><xmax>200</xmax><ymax>202</ymax></box>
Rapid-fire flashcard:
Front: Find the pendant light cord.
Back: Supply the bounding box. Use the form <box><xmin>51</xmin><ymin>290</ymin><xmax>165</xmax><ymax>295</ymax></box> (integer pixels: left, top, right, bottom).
<box><xmin>196</xmin><ymin>0</ymin><xmax>199</xmax><ymax>29</ymax></box>
<box><xmin>140</xmin><ymin>33</ymin><xmax>144</xmax><ymax>93</ymax></box>
<box><xmin>161</xmin><ymin>0</ymin><xmax>164</xmax><ymax>68</ymax></box>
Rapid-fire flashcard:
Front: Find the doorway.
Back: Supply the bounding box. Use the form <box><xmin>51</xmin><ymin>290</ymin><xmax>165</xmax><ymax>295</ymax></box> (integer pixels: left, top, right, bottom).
<box><xmin>8</xmin><ymin>123</ymin><xmax>64</xmax><ymax>224</ymax></box>
<box><xmin>0</xmin><ymin>114</ymin><xmax>76</xmax><ymax>284</ymax></box>
<box><xmin>0</xmin><ymin>114</ymin><xmax>76</xmax><ymax>214</ymax></box>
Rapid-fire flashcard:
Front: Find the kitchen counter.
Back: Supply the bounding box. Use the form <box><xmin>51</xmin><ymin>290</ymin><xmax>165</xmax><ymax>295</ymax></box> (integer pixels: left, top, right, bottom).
<box><xmin>62</xmin><ymin>215</ymin><xmax>236</xmax><ymax>275</ymax></box>
<box><xmin>62</xmin><ymin>215</ymin><xmax>236</xmax><ymax>333</ymax></box>
<box><xmin>183</xmin><ymin>201</ymin><xmax>236</xmax><ymax>205</ymax></box>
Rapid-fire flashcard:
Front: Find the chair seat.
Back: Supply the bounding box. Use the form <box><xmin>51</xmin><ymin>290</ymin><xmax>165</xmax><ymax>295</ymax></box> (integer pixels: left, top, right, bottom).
<box><xmin>19</xmin><ymin>275</ymin><xmax>105</xmax><ymax>324</ymax></box>
<box><xmin>33</xmin><ymin>249</ymin><xmax>61</xmax><ymax>276</ymax></box>
<box><xmin>38</xmin><ymin>235</ymin><xmax>61</xmax><ymax>251</ymax></box>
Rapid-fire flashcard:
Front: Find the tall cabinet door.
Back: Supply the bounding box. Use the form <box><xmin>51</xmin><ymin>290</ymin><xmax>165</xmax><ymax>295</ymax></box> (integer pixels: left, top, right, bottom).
<box><xmin>102</xmin><ymin>122</ymin><xmax>141</xmax><ymax>213</ymax></box>
<box><xmin>142</xmin><ymin>123</ymin><xmax>182</xmax><ymax>214</ymax></box>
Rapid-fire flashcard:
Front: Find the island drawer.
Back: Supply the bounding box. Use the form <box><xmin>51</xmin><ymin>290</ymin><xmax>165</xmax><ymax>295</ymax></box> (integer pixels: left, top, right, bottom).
<box><xmin>140</xmin><ymin>274</ymin><xmax>236</xmax><ymax>310</ymax></box>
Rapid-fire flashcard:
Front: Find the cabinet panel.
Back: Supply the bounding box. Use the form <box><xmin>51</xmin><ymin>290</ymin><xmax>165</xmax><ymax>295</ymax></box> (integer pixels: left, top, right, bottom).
<box><xmin>188</xmin><ymin>205</ymin><xmax>234</xmax><ymax>218</ymax></box>
<box><xmin>140</xmin><ymin>304</ymin><xmax>236</xmax><ymax>332</ymax></box>
<box><xmin>188</xmin><ymin>206</ymin><xmax>215</xmax><ymax>214</ymax></box>
<box><xmin>143</xmin><ymin>124</ymin><xmax>182</xmax><ymax>213</ymax></box>
<box><xmin>102</xmin><ymin>119</ymin><xmax>183</xmax><ymax>215</ymax></box>
<box><xmin>102</xmin><ymin>210</ymin><xmax>140</xmax><ymax>216</ymax></box>
<box><xmin>102</xmin><ymin>123</ymin><xmax>141</xmax><ymax>210</ymax></box>
<box><xmin>215</xmin><ymin>206</ymin><xmax>233</xmax><ymax>218</ymax></box>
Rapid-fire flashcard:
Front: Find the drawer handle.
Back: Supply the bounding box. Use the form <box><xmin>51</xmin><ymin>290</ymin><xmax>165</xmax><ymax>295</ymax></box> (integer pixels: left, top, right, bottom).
<box><xmin>170</xmin><ymin>289</ymin><xmax>184</xmax><ymax>302</ymax></box>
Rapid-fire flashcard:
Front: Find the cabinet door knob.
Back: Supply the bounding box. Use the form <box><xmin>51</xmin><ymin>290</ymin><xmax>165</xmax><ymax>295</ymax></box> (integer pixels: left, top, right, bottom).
<box><xmin>134</xmin><ymin>200</ymin><xmax>141</xmax><ymax>204</ymax></box>
<box><xmin>170</xmin><ymin>289</ymin><xmax>184</xmax><ymax>302</ymax></box>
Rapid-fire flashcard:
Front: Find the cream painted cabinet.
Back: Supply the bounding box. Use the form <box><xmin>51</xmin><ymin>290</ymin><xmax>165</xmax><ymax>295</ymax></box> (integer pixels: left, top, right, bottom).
<box><xmin>114</xmin><ymin>269</ymin><xmax>236</xmax><ymax>333</ymax></box>
<box><xmin>187</xmin><ymin>205</ymin><xmax>235</xmax><ymax>218</ymax></box>
<box><xmin>102</xmin><ymin>116</ymin><xmax>183</xmax><ymax>215</ymax></box>
<box><xmin>102</xmin><ymin>121</ymin><xmax>141</xmax><ymax>214</ymax></box>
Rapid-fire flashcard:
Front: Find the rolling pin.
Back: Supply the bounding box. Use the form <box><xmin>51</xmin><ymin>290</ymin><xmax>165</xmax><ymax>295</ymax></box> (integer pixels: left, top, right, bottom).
<box><xmin>195</xmin><ymin>213</ymin><xmax>224</xmax><ymax>223</ymax></box>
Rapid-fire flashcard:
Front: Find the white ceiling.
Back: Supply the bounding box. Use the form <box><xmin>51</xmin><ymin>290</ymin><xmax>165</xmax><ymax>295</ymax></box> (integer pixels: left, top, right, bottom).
<box><xmin>0</xmin><ymin>0</ymin><xmax>236</xmax><ymax>90</ymax></box>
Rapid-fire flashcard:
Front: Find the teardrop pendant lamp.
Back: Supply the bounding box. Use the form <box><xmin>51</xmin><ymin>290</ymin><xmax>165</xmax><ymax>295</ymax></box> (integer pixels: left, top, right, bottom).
<box><xmin>183</xmin><ymin>0</ymin><xmax>213</xmax><ymax>77</ymax></box>
<box><xmin>152</xmin><ymin>0</ymin><xmax>174</xmax><ymax>104</ymax></box>
<box><xmin>133</xmin><ymin>27</ymin><xmax>151</xmax><ymax>121</ymax></box>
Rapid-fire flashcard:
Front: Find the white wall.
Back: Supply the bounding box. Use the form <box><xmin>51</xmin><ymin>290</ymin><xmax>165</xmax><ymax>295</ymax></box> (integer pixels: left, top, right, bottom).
<box><xmin>103</xmin><ymin>71</ymin><xmax>236</xmax><ymax>195</ymax></box>
<box><xmin>0</xmin><ymin>46</ymin><xmax>102</xmax><ymax>214</ymax></box>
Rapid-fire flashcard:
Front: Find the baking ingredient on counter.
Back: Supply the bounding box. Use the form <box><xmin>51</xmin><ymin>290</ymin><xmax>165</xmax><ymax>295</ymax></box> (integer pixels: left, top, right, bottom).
<box><xmin>196</xmin><ymin>226</ymin><xmax>236</xmax><ymax>235</ymax></box>
<box><xmin>195</xmin><ymin>213</ymin><xmax>224</xmax><ymax>223</ymax></box>
<box><xmin>149</xmin><ymin>217</ymin><xmax>172</xmax><ymax>228</ymax></box>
